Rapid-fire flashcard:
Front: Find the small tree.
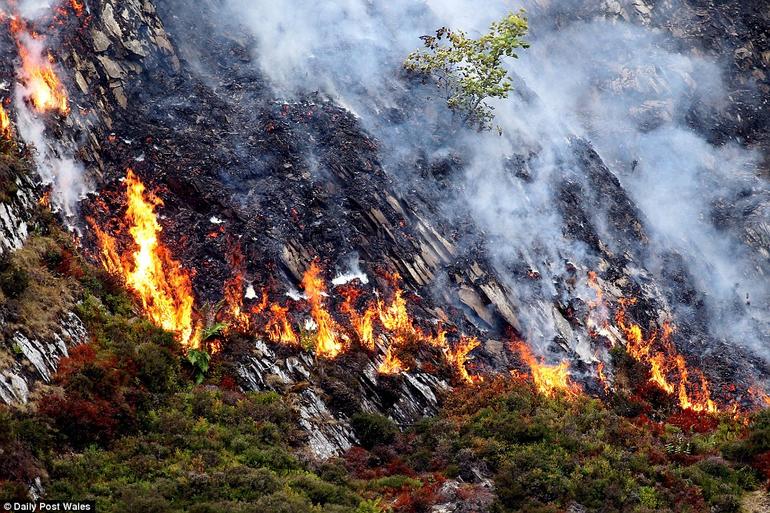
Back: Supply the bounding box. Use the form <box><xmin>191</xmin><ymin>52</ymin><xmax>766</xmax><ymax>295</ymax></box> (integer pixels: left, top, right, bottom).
<box><xmin>404</xmin><ymin>11</ymin><xmax>529</xmax><ymax>131</ymax></box>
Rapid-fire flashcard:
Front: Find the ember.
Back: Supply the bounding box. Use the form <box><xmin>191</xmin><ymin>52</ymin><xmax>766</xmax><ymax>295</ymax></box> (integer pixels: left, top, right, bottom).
<box><xmin>70</xmin><ymin>0</ymin><xmax>85</xmax><ymax>16</ymax></box>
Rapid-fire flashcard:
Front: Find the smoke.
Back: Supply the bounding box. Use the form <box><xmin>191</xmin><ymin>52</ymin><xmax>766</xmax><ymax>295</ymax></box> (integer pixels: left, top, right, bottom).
<box><xmin>1</xmin><ymin>0</ymin><xmax>51</xmax><ymax>19</ymax></box>
<box><xmin>332</xmin><ymin>253</ymin><xmax>370</xmax><ymax>287</ymax></box>
<box><xmin>14</xmin><ymin>91</ymin><xmax>88</xmax><ymax>219</ymax></box>
<box><xmin>205</xmin><ymin>1</ymin><xmax>768</xmax><ymax>361</ymax></box>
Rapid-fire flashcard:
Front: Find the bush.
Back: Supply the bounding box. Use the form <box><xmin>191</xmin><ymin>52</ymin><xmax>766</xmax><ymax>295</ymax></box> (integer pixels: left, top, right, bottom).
<box><xmin>0</xmin><ymin>262</ymin><xmax>29</xmax><ymax>298</ymax></box>
<box><xmin>136</xmin><ymin>342</ymin><xmax>179</xmax><ymax>394</ymax></box>
<box><xmin>350</xmin><ymin>412</ymin><xmax>398</xmax><ymax>449</ymax></box>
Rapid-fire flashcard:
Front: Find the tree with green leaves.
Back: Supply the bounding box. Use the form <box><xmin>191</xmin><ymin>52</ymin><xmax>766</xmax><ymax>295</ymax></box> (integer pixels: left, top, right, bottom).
<box><xmin>404</xmin><ymin>11</ymin><xmax>529</xmax><ymax>131</ymax></box>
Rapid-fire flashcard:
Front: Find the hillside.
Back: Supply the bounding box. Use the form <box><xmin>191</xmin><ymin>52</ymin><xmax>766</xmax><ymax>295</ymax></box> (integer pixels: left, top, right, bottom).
<box><xmin>0</xmin><ymin>0</ymin><xmax>769</xmax><ymax>511</ymax></box>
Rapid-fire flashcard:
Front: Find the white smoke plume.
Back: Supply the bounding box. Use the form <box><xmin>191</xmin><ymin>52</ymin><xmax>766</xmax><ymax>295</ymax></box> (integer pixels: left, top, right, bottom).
<box><xmin>200</xmin><ymin>1</ymin><xmax>769</xmax><ymax>361</ymax></box>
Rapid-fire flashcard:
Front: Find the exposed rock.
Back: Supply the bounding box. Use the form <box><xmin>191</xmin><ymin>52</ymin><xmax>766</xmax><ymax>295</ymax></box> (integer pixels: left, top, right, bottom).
<box><xmin>0</xmin><ymin>312</ymin><xmax>87</xmax><ymax>406</ymax></box>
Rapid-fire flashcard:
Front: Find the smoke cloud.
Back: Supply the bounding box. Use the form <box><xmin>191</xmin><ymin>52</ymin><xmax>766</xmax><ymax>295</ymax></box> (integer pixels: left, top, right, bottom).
<box><xmin>197</xmin><ymin>1</ymin><xmax>769</xmax><ymax>362</ymax></box>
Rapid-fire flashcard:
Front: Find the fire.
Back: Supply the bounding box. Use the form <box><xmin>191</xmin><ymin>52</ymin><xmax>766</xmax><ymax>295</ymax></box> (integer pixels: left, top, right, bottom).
<box><xmin>13</xmin><ymin>30</ymin><xmax>70</xmax><ymax>116</ymax></box>
<box><xmin>379</xmin><ymin>346</ymin><xmax>407</xmax><ymax>375</ymax></box>
<box><xmin>676</xmin><ymin>356</ymin><xmax>717</xmax><ymax>413</ymax></box>
<box><xmin>649</xmin><ymin>353</ymin><xmax>675</xmax><ymax>394</ymax></box>
<box><xmin>91</xmin><ymin>170</ymin><xmax>199</xmax><ymax>348</ymax></box>
<box><xmin>597</xmin><ymin>361</ymin><xmax>610</xmax><ymax>394</ymax></box>
<box><xmin>0</xmin><ymin>103</ymin><xmax>11</xmax><ymax>139</ymax></box>
<box><xmin>302</xmin><ymin>262</ymin><xmax>344</xmax><ymax>358</ymax></box>
<box><xmin>378</xmin><ymin>275</ymin><xmax>416</xmax><ymax>336</ymax></box>
<box><xmin>513</xmin><ymin>341</ymin><xmax>580</xmax><ymax>398</ymax></box>
<box><xmin>613</xmin><ymin>291</ymin><xmax>718</xmax><ymax>413</ymax></box>
<box><xmin>70</xmin><ymin>0</ymin><xmax>85</xmax><ymax>15</ymax></box>
<box><xmin>223</xmin><ymin>242</ymin><xmax>250</xmax><ymax>333</ymax></box>
<box><xmin>265</xmin><ymin>303</ymin><xmax>299</xmax><ymax>346</ymax></box>
<box><xmin>448</xmin><ymin>336</ymin><xmax>482</xmax><ymax>385</ymax></box>
<box><xmin>340</xmin><ymin>287</ymin><xmax>376</xmax><ymax>350</ymax></box>
<box><xmin>586</xmin><ymin>270</ymin><xmax>610</xmax><ymax>335</ymax></box>
<box><xmin>748</xmin><ymin>386</ymin><xmax>770</xmax><ymax>407</ymax></box>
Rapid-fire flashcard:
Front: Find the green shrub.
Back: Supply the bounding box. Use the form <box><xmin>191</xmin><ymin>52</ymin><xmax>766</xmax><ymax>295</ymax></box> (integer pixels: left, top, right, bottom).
<box><xmin>350</xmin><ymin>412</ymin><xmax>398</xmax><ymax>449</ymax></box>
<box><xmin>0</xmin><ymin>262</ymin><xmax>29</xmax><ymax>298</ymax></box>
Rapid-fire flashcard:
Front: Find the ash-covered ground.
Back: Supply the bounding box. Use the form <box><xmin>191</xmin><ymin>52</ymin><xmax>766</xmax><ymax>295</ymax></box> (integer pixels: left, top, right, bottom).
<box><xmin>1</xmin><ymin>0</ymin><xmax>768</xmax><ymax>455</ymax></box>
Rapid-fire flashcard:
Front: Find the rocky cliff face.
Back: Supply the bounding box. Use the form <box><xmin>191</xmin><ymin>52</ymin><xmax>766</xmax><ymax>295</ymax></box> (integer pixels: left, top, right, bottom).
<box><xmin>0</xmin><ymin>158</ymin><xmax>87</xmax><ymax>406</ymax></box>
<box><xmin>0</xmin><ymin>0</ymin><xmax>768</xmax><ymax>457</ymax></box>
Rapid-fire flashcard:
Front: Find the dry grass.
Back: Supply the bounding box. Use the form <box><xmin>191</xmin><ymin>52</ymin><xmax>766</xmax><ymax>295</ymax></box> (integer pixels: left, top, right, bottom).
<box><xmin>0</xmin><ymin>235</ymin><xmax>82</xmax><ymax>341</ymax></box>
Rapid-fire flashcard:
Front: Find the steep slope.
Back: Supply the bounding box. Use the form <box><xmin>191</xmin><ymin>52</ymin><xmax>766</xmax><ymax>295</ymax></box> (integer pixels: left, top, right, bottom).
<box><xmin>0</xmin><ymin>0</ymin><xmax>768</xmax><ymax>457</ymax></box>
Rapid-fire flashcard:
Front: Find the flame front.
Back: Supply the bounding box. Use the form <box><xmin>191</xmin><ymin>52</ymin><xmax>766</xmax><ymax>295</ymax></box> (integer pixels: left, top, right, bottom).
<box><xmin>302</xmin><ymin>262</ymin><xmax>344</xmax><ymax>358</ymax></box>
<box><xmin>223</xmin><ymin>242</ymin><xmax>251</xmax><ymax>333</ymax></box>
<box><xmin>513</xmin><ymin>341</ymin><xmax>580</xmax><ymax>398</ymax></box>
<box><xmin>91</xmin><ymin>170</ymin><xmax>199</xmax><ymax>348</ymax></box>
<box><xmin>613</xmin><ymin>291</ymin><xmax>718</xmax><ymax>413</ymax></box>
<box><xmin>340</xmin><ymin>287</ymin><xmax>376</xmax><ymax>350</ymax></box>
<box><xmin>379</xmin><ymin>345</ymin><xmax>407</xmax><ymax>375</ymax></box>
<box><xmin>265</xmin><ymin>303</ymin><xmax>299</xmax><ymax>346</ymax></box>
<box><xmin>214</xmin><ymin>264</ymin><xmax>480</xmax><ymax>382</ymax></box>
<box><xmin>449</xmin><ymin>336</ymin><xmax>482</xmax><ymax>385</ymax></box>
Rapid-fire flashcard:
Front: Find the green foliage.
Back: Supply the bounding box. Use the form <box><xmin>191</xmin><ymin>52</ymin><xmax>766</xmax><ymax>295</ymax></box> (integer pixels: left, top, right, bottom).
<box><xmin>43</xmin><ymin>390</ymin><xmax>373</xmax><ymax>513</ymax></box>
<box><xmin>1</xmin><ymin>224</ymin><xmax>768</xmax><ymax>513</ymax></box>
<box><xmin>350</xmin><ymin>412</ymin><xmax>398</xmax><ymax>450</ymax></box>
<box><xmin>187</xmin><ymin>349</ymin><xmax>212</xmax><ymax>384</ymax></box>
<box><xmin>202</xmin><ymin>322</ymin><xmax>227</xmax><ymax>342</ymax></box>
<box><xmin>404</xmin><ymin>11</ymin><xmax>529</xmax><ymax>130</ymax></box>
<box><xmin>722</xmin><ymin>409</ymin><xmax>770</xmax><ymax>462</ymax></box>
<box><xmin>0</xmin><ymin>153</ymin><xmax>27</xmax><ymax>203</ymax></box>
<box><xmin>0</xmin><ymin>261</ymin><xmax>29</xmax><ymax>298</ymax></box>
<box><xmin>367</xmin><ymin>475</ymin><xmax>422</xmax><ymax>491</ymax></box>
<box><xmin>341</xmin><ymin>379</ymin><xmax>765</xmax><ymax>513</ymax></box>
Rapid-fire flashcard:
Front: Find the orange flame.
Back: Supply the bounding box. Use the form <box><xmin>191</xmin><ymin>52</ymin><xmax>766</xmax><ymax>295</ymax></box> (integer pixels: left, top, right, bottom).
<box><xmin>340</xmin><ymin>287</ymin><xmax>376</xmax><ymax>350</ymax></box>
<box><xmin>378</xmin><ymin>275</ymin><xmax>415</xmax><ymax>336</ymax></box>
<box><xmin>613</xmin><ymin>293</ymin><xmax>718</xmax><ymax>413</ymax></box>
<box><xmin>13</xmin><ymin>28</ymin><xmax>70</xmax><ymax>116</ymax></box>
<box><xmin>597</xmin><ymin>361</ymin><xmax>610</xmax><ymax>394</ymax></box>
<box><xmin>748</xmin><ymin>386</ymin><xmax>770</xmax><ymax>408</ymax></box>
<box><xmin>586</xmin><ymin>271</ymin><xmax>610</xmax><ymax>335</ymax></box>
<box><xmin>649</xmin><ymin>353</ymin><xmax>675</xmax><ymax>394</ymax></box>
<box><xmin>513</xmin><ymin>341</ymin><xmax>580</xmax><ymax>398</ymax></box>
<box><xmin>265</xmin><ymin>303</ymin><xmax>299</xmax><ymax>346</ymax></box>
<box><xmin>676</xmin><ymin>356</ymin><xmax>717</xmax><ymax>413</ymax></box>
<box><xmin>223</xmin><ymin>242</ymin><xmax>250</xmax><ymax>333</ymax></box>
<box><xmin>447</xmin><ymin>336</ymin><xmax>482</xmax><ymax>384</ymax></box>
<box><xmin>91</xmin><ymin>170</ymin><xmax>199</xmax><ymax>348</ymax></box>
<box><xmin>0</xmin><ymin>103</ymin><xmax>11</xmax><ymax>139</ymax></box>
<box><xmin>378</xmin><ymin>345</ymin><xmax>407</xmax><ymax>375</ymax></box>
<box><xmin>302</xmin><ymin>262</ymin><xmax>344</xmax><ymax>358</ymax></box>
<box><xmin>70</xmin><ymin>0</ymin><xmax>85</xmax><ymax>16</ymax></box>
